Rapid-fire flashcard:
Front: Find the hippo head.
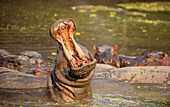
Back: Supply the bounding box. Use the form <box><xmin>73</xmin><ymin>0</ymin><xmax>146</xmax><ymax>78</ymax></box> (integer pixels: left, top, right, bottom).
<box><xmin>49</xmin><ymin>18</ymin><xmax>96</xmax><ymax>102</ymax></box>
<box><xmin>50</xmin><ymin>18</ymin><xmax>96</xmax><ymax>78</ymax></box>
<box><xmin>94</xmin><ymin>45</ymin><xmax>120</xmax><ymax>68</ymax></box>
<box><xmin>124</xmin><ymin>51</ymin><xmax>169</xmax><ymax>66</ymax></box>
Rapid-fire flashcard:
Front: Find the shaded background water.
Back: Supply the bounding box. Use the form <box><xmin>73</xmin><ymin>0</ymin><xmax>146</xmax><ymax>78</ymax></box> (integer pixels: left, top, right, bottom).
<box><xmin>0</xmin><ymin>0</ymin><xmax>170</xmax><ymax>57</ymax></box>
<box><xmin>0</xmin><ymin>0</ymin><xmax>170</xmax><ymax>106</ymax></box>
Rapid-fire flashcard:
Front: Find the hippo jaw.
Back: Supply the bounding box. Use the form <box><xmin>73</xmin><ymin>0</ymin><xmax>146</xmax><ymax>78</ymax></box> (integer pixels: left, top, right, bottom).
<box><xmin>50</xmin><ymin>18</ymin><xmax>96</xmax><ymax>79</ymax></box>
<box><xmin>50</xmin><ymin>18</ymin><xmax>93</xmax><ymax>68</ymax></box>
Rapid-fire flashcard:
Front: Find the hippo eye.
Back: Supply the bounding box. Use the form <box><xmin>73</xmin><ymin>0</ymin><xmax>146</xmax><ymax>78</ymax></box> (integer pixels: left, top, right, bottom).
<box><xmin>148</xmin><ymin>54</ymin><xmax>153</xmax><ymax>58</ymax></box>
<box><xmin>159</xmin><ymin>54</ymin><xmax>165</xmax><ymax>59</ymax></box>
<box><xmin>97</xmin><ymin>52</ymin><xmax>101</xmax><ymax>56</ymax></box>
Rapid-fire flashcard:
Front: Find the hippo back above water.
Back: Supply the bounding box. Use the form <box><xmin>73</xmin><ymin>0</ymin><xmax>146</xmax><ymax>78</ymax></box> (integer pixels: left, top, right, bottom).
<box><xmin>0</xmin><ymin>50</ymin><xmax>47</xmax><ymax>74</ymax></box>
<box><xmin>120</xmin><ymin>51</ymin><xmax>169</xmax><ymax>67</ymax></box>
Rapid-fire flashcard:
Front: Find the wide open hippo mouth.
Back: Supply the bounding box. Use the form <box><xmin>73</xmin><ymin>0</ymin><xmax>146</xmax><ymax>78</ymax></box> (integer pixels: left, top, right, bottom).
<box><xmin>50</xmin><ymin>18</ymin><xmax>96</xmax><ymax>78</ymax></box>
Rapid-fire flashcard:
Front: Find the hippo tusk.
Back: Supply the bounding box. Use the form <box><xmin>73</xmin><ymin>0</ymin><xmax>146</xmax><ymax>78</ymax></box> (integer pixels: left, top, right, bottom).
<box><xmin>69</xmin><ymin>35</ymin><xmax>88</xmax><ymax>62</ymax></box>
<box><xmin>59</xmin><ymin>37</ymin><xmax>77</xmax><ymax>68</ymax></box>
<box><xmin>88</xmin><ymin>52</ymin><xmax>94</xmax><ymax>61</ymax></box>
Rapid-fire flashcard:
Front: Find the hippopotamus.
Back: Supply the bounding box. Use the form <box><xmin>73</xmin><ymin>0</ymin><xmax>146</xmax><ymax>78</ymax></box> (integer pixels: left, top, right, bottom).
<box><xmin>0</xmin><ymin>18</ymin><xmax>96</xmax><ymax>103</ymax></box>
<box><xmin>120</xmin><ymin>51</ymin><xmax>169</xmax><ymax>67</ymax></box>
<box><xmin>0</xmin><ymin>49</ymin><xmax>15</xmax><ymax>68</ymax></box>
<box><xmin>17</xmin><ymin>51</ymin><xmax>45</xmax><ymax>67</ymax></box>
<box><xmin>93</xmin><ymin>45</ymin><xmax>120</xmax><ymax>68</ymax></box>
<box><xmin>0</xmin><ymin>49</ymin><xmax>13</xmax><ymax>60</ymax></box>
<box><xmin>0</xmin><ymin>50</ymin><xmax>46</xmax><ymax>74</ymax></box>
<box><xmin>49</xmin><ymin>18</ymin><xmax>96</xmax><ymax>102</ymax></box>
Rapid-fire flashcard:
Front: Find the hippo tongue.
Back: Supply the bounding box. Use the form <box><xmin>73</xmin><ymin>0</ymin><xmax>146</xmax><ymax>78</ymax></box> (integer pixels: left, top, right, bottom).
<box><xmin>58</xmin><ymin>27</ymin><xmax>89</xmax><ymax>68</ymax></box>
<box><xmin>69</xmin><ymin>35</ymin><xmax>88</xmax><ymax>62</ymax></box>
<box><xmin>51</xmin><ymin>19</ymin><xmax>90</xmax><ymax>68</ymax></box>
<box><xmin>60</xmin><ymin>39</ymin><xmax>77</xmax><ymax>67</ymax></box>
<box><xmin>57</xmin><ymin>24</ymin><xmax>77</xmax><ymax>67</ymax></box>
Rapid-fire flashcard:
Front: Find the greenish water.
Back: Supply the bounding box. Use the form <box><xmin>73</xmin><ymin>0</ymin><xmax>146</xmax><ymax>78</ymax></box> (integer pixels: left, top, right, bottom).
<box><xmin>0</xmin><ymin>0</ymin><xmax>170</xmax><ymax>106</ymax></box>
<box><xmin>1</xmin><ymin>92</ymin><xmax>170</xmax><ymax>106</ymax></box>
<box><xmin>0</xmin><ymin>0</ymin><xmax>170</xmax><ymax>57</ymax></box>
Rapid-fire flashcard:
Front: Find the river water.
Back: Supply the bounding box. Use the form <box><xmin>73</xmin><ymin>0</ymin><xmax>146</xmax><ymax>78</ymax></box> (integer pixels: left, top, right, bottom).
<box><xmin>0</xmin><ymin>0</ymin><xmax>170</xmax><ymax>106</ymax></box>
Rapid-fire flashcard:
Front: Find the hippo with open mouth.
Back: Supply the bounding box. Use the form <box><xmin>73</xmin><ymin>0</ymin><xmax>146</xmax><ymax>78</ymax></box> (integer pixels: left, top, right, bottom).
<box><xmin>49</xmin><ymin>18</ymin><xmax>96</xmax><ymax>102</ymax></box>
<box><xmin>0</xmin><ymin>18</ymin><xmax>96</xmax><ymax>103</ymax></box>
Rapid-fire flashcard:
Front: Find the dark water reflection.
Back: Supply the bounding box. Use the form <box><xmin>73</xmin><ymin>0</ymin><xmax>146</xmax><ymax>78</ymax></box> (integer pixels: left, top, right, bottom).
<box><xmin>0</xmin><ymin>0</ymin><xmax>170</xmax><ymax>57</ymax></box>
<box><xmin>0</xmin><ymin>0</ymin><xmax>170</xmax><ymax>106</ymax></box>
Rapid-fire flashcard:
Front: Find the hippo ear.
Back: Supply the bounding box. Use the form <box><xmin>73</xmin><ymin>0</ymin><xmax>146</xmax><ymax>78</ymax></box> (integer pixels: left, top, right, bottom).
<box><xmin>113</xmin><ymin>45</ymin><xmax>118</xmax><ymax>50</ymax></box>
<box><xmin>102</xmin><ymin>59</ymin><xmax>106</xmax><ymax>63</ymax></box>
<box><xmin>93</xmin><ymin>45</ymin><xmax>98</xmax><ymax>50</ymax></box>
<box><xmin>125</xmin><ymin>60</ymin><xmax>128</xmax><ymax>63</ymax></box>
<box><xmin>159</xmin><ymin>53</ymin><xmax>165</xmax><ymax>59</ymax></box>
<box><xmin>125</xmin><ymin>60</ymin><xmax>130</xmax><ymax>64</ymax></box>
<box><xmin>111</xmin><ymin>45</ymin><xmax>118</xmax><ymax>54</ymax></box>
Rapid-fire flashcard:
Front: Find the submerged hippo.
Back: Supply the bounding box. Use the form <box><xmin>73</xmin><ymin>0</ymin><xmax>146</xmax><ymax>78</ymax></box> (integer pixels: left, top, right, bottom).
<box><xmin>93</xmin><ymin>45</ymin><xmax>120</xmax><ymax>68</ymax></box>
<box><xmin>17</xmin><ymin>51</ymin><xmax>45</xmax><ymax>67</ymax></box>
<box><xmin>0</xmin><ymin>18</ymin><xmax>96</xmax><ymax>103</ymax></box>
<box><xmin>120</xmin><ymin>51</ymin><xmax>169</xmax><ymax>67</ymax></box>
<box><xmin>0</xmin><ymin>50</ymin><xmax>47</xmax><ymax>74</ymax></box>
<box><xmin>0</xmin><ymin>49</ymin><xmax>15</xmax><ymax>68</ymax></box>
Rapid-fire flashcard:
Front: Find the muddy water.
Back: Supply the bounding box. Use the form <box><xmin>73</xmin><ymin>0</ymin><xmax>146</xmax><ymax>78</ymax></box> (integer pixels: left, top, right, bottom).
<box><xmin>0</xmin><ymin>0</ymin><xmax>170</xmax><ymax>106</ymax></box>
<box><xmin>0</xmin><ymin>0</ymin><xmax>170</xmax><ymax>57</ymax></box>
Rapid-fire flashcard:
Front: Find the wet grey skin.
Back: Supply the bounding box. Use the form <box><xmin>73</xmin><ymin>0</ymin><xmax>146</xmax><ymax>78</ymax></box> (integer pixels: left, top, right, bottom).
<box><xmin>120</xmin><ymin>51</ymin><xmax>169</xmax><ymax>67</ymax></box>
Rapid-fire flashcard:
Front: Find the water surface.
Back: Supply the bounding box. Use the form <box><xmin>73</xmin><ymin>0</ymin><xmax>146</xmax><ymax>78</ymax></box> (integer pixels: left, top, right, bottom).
<box><xmin>0</xmin><ymin>0</ymin><xmax>170</xmax><ymax>57</ymax></box>
<box><xmin>0</xmin><ymin>0</ymin><xmax>170</xmax><ymax>106</ymax></box>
